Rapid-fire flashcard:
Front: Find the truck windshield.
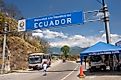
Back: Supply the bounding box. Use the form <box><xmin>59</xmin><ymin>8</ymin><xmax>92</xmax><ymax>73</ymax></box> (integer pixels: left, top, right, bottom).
<box><xmin>29</xmin><ymin>56</ymin><xmax>42</xmax><ymax>64</ymax></box>
<box><xmin>90</xmin><ymin>55</ymin><xmax>102</xmax><ymax>62</ymax></box>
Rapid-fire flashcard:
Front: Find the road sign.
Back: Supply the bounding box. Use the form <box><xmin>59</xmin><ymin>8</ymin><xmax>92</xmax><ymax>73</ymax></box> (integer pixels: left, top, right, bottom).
<box><xmin>18</xmin><ymin>11</ymin><xmax>84</xmax><ymax>31</ymax></box>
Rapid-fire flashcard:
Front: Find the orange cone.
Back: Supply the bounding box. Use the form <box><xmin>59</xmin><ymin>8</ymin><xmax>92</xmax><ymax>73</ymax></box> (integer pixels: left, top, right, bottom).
<box><xmin>79</xmin><ymin>65</ymin><xmax>85</xmax><ymax>78</ymax></box>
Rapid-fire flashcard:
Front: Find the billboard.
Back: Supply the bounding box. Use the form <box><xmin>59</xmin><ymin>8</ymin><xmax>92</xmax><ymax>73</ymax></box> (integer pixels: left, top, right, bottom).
<box><xmin>18</xmin><ymin>11</ymin><xmax>84</xmax><ymax>31</ymax></box>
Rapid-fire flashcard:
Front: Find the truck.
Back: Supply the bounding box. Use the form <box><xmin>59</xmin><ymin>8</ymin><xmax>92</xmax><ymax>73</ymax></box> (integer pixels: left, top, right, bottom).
<box><xmin>88</xmin><ymin>55</ymin><xmax>106</xmax><ymax>72</ymax></box>
<box><xmin>28</xmin><ymin>53</ymin><xmax>51</xmax><ymax>70</ymax></box>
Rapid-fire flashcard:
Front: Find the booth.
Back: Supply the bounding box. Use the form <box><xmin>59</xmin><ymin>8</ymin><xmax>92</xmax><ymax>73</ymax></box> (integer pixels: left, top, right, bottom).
<box><xmin>80</xmin><ymin>42</ymin><xmax>121</xmax><ymax>72</ymax></box>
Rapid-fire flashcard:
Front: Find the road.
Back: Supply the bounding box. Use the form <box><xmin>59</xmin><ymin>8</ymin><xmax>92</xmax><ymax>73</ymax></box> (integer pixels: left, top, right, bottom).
<box><xmin>0</xmin><ymin>61</ymin><xmax>80</xmax><ymax>80</ymax></box>
<box><xmin>83</xmin><ymin>71</ymin><xmax>121</xmax><ymax>80</ymax></box>
<box><xmin>1</xmin><ymin>61</ymin><xmax>121</xmax><ymax>80</ymax></box>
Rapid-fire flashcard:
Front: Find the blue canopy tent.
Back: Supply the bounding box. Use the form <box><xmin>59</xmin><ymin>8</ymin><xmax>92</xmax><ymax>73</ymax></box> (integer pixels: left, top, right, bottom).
<box><xmin>80</xmin><ymin>42</ymin><xmax>121</xmax><ymax>70</ymax></box>
<box><xmin>80</xmin><ymin>42</ymin><xmax>121</xmax><ymax>56</ymax></box>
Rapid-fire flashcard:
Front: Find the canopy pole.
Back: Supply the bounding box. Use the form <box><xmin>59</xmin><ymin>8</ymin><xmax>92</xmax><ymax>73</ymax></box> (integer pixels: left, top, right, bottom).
<box><xmin>80</xmin><ymin>56</ymin><xmax>83</xmax><ymax>65</ymax></box>
<box><xmin>84</xmin><ymin>57</ymin><xmax>86</xmax><ymax>69</ymax></box>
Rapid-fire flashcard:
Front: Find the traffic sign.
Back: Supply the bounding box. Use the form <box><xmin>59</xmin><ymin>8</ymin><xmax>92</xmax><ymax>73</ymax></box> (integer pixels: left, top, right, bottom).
<box><xmin>18</xmin><ymin>11</ymin><xmax>84</xmax><ymax>31</ymax></box>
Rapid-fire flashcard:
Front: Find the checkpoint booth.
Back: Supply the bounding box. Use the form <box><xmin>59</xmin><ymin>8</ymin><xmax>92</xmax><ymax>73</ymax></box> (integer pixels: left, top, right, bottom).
<box><xmin>80</xmin><ymin>42</ymin><xmax>121</xmax><ymax>72</ymax></box>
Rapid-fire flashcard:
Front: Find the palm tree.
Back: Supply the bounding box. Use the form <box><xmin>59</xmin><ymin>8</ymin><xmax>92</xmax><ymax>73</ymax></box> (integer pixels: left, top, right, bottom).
<box><xmin>61</xmin><ymin>45</ymin><xmax>70</xmax><ymax>59</ymax></box>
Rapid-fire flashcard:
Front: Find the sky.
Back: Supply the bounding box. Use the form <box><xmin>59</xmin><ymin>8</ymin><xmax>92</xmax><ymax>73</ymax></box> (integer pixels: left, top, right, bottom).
<box><xmin>5</xmin><ymin>0</ymin><xmax>121</xmax><ymax>48</ymax></box>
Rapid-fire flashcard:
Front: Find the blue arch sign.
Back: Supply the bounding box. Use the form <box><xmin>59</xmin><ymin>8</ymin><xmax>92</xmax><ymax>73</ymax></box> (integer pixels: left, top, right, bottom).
<box><xmin>18</xmin><ymin>11</ymin><xmax>84</xmax><ymax>31</ymax></box>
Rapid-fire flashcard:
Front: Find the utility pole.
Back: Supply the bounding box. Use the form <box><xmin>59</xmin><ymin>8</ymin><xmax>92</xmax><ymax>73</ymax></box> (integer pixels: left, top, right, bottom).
<box><xmin>102</xmin><ymin>0</ymin><xmax>111</xmax><ymax>44</ymax></box>
<box><xmin>1</xmin><ymin>22</ymin><xmax>8</xmax><ymax>74</ymax></box>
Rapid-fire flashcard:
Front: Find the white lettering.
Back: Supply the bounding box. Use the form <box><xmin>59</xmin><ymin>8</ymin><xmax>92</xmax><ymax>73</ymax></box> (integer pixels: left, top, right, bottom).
<box><xmin>55</xmin><ymin>20</ymin><xmax>60</xmax><ymax>25</ymax></box>
<box><xmin>61</xmin><ymin>19</ymin><xmax>66</xmax><ymax>24</ymax></box>
<box><xmin>49</xmin><ymin>21</ymin><xmax>54</xmax><ymax>26</ymax></box>
<box><xmin>34</xmin><ymin>17</ymin><xmax>72</xmax><ymax>28</ymax></box>
<box><xmin>48</xmin><ymin>16</ymin><xmax>53</xmax><ymax>19</ymax></box>
<box><xmin>34</xmin><ymin>23</ymin><xmax>38</xmax><ymax>28</ymax></box>
<box><xmin>44</xmin><ymin>21</ymin><xmax>48</xmax><ymax>27</ymax></box>
<box><xmin>38</xmin><ymin>22</ymin><xmax>43</xmax><ymax>28</ymax></box>
<box><xmin>67</xmin><ymin>14</ymin><xmax>71</xmax><ymax>17</ymax></box>
<box><xmin>34</xmin><ymin>18</ymin><xmax>47</xmax><ymax>21</ymax></box>
<box><xmin>67</xmin><ymin>18</ymin><xmax>71</xmax><ymax>24</ymax></box>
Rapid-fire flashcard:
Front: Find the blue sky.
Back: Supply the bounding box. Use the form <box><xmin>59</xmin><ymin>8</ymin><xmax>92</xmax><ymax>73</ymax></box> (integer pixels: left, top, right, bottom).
<box><xmin>5</xmin><ymin>0</ymin><xmax>121</xmax><ymax>47</ymax></box>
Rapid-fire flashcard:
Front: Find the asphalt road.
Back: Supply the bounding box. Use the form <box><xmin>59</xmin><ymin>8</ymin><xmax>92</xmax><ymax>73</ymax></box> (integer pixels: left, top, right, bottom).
<box><xmin>0</xmin><ymin>61</ymin><xmax>80</xmax><ymax>80</ymax></box>
<box><xmin>1</xmin><ymin>61</ymin><xmax>121</xmax><ymax>80</ymax></box>
<box><xmin>83</xmin><ymin>71</ymin><xmax>121</xmax><ymax>80</ymax></box>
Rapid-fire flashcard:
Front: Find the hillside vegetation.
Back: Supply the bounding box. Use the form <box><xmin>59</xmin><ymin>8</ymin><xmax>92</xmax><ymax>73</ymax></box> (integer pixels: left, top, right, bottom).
<box><xmin>0</xmin><ymin>12</ymin><xmax>49</xmax><ymax>70</ymax></box>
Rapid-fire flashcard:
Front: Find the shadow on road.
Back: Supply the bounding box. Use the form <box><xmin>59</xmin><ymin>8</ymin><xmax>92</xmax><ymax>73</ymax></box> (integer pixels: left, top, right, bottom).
<box><xmin>84</xmin><ymin>70</ymin><xmax>121</xmax><ymax>76</ymax></box>
<box><xmin>47</xmin><ymin>69</ymin><xmax>78</xmax><ymax>73</ymax></box>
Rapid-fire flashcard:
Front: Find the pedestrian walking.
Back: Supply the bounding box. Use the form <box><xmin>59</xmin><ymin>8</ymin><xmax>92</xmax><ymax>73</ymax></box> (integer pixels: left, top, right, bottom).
<box><xmin>43</xmin><ymin>61</ymin><xmax>48</xmax><ymax>76</ymax></box>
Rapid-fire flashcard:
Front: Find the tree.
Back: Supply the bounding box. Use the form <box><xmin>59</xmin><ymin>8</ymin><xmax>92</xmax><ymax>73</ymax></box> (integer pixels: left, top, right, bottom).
<box><xmin>61</xmin><ymin>45</ymin><xmax>70</xmax><ymax>59</ymax></box>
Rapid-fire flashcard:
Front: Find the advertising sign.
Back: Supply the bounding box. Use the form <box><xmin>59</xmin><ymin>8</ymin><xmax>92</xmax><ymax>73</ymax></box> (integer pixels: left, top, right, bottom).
<box><xmin>18</xmin><ymin>11</ymin><xmax>84</xmax><ymax>31</ymax></box>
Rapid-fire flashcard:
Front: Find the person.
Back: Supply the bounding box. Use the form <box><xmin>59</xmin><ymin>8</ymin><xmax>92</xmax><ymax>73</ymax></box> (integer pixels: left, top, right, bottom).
<box><xmin>63</xmin><ymin>59</ymin><xmax>65</xmax><ymax>63</ymax></box>
<box><xmin>43</xmin><ymin>61</ymin><xmax>48</xmax><ymax>76</ymax></box>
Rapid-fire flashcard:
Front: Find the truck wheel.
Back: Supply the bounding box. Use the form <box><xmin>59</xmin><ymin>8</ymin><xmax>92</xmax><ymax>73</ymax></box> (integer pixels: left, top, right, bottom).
<box><xmin>33</xmin><ymin>67</ymin><xmax>37</xmax><ymax>70</ymax></box>
<box><xmin>101</xmin><ymin>66</ymin><xmax>106</xmax><ymax>71</ymax></box>
<box><xmin>89</xmin><ymin>68</ymin><xmax>93</xmax><ymax>72</ymax></box>
<box><xmin>37</xmin><ymin>67</ymin><xmax>41</xmax><ymax>70</ymax></box>
<box><xmin>117</xmin><ymin>65</ymin><xmax>121</xmax><ymax>71</ymax></box>
<box><xmin>90</xmin><ymin>67</ymin><xmax>95</xmax><ymax>72</ymax></box>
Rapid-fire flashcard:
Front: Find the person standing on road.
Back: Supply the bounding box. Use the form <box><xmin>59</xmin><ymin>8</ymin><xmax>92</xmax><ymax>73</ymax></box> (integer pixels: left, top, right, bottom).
<box><xmin>43</xmin><ymin>61</ymin><xmax>48</xmax><ymax>76</ymax></box>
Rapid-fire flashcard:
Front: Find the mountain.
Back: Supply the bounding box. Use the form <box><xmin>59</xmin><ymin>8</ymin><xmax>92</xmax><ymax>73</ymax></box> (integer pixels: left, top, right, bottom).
<box><xmin>48</xmin><ymin>46</ymin><xmax>87</xmax><ymax>55</ymax></box>
<box><xmin>48</xmin><ymin>47</ymin><xmax>61</xmax><ymax>54</ymax></box>
<box><xmin>70</xmin><ymin>46</ymin><xmax>84</xmax><ymax>55</ymax></box>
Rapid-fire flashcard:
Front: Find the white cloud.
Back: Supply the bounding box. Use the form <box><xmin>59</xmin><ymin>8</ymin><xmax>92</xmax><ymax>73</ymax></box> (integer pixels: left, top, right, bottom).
<box><xmin>32</xmin><ymin>33</ymin><xmax>43</xmax><ymax>38</ymax></box>
<box><xmin>101</xmin><ymin>33</ymin><xmax>121</xmax><ymax>44</ymax></box>
<box><xmin>32</xmin><ymin>29</ymin><xmax>121</xmax><ymax>48</ymax></box>
<box><xmin>43</xmin><ymin>30</ymin><xmax>67</xmax><ymax>39</ymax></box>
<box><xmin>50</xmin><ymin>33</ymin><xmax>121</xmax><ymax>48</ymax></box>
<box><xmin>49</xmin><ymin>35</ymin><xmax>98</xmax><ymax>48</ymax></box>
<box><xmin>32</xmin><ymin>29</ymin><xmax>67</xmax><ymax>39</ymax></box>
<box><xmin>99</xmin><ymin>30</ymin><xmax>104</xmax><ymax>33</ymax></box>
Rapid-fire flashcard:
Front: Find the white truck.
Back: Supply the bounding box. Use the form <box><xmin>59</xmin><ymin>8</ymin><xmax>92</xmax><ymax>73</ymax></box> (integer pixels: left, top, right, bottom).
<box><xmin>28</xmin><ymin>53</ymin><xmax>51</xmax><ymax>70</ymax></box>
<box><xmin>89</xmin><ymin>55</ymin><xmax>106</xmax><ymax>72</ymax></box>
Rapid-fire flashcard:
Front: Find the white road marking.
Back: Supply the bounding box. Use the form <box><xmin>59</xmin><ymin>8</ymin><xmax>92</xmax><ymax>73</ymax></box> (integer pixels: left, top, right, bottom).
<box><xmin>100</xmin><ymin>76</ymin><xmax>120</xmax><ymax>77</ymax></box>
<box><xmin>60</xmin><ymin>65</ymin><xmax>78</xmax><ymax>80</ymax></box>
<box><xmin>88</xmin><ymin>76</ymin><xmax>96</xmax><ymax>78</ymax></box>
<box><xmin>86</xmin><ymin>75</ymin><xmax>120</xmax><ymax>79</ymax></box>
